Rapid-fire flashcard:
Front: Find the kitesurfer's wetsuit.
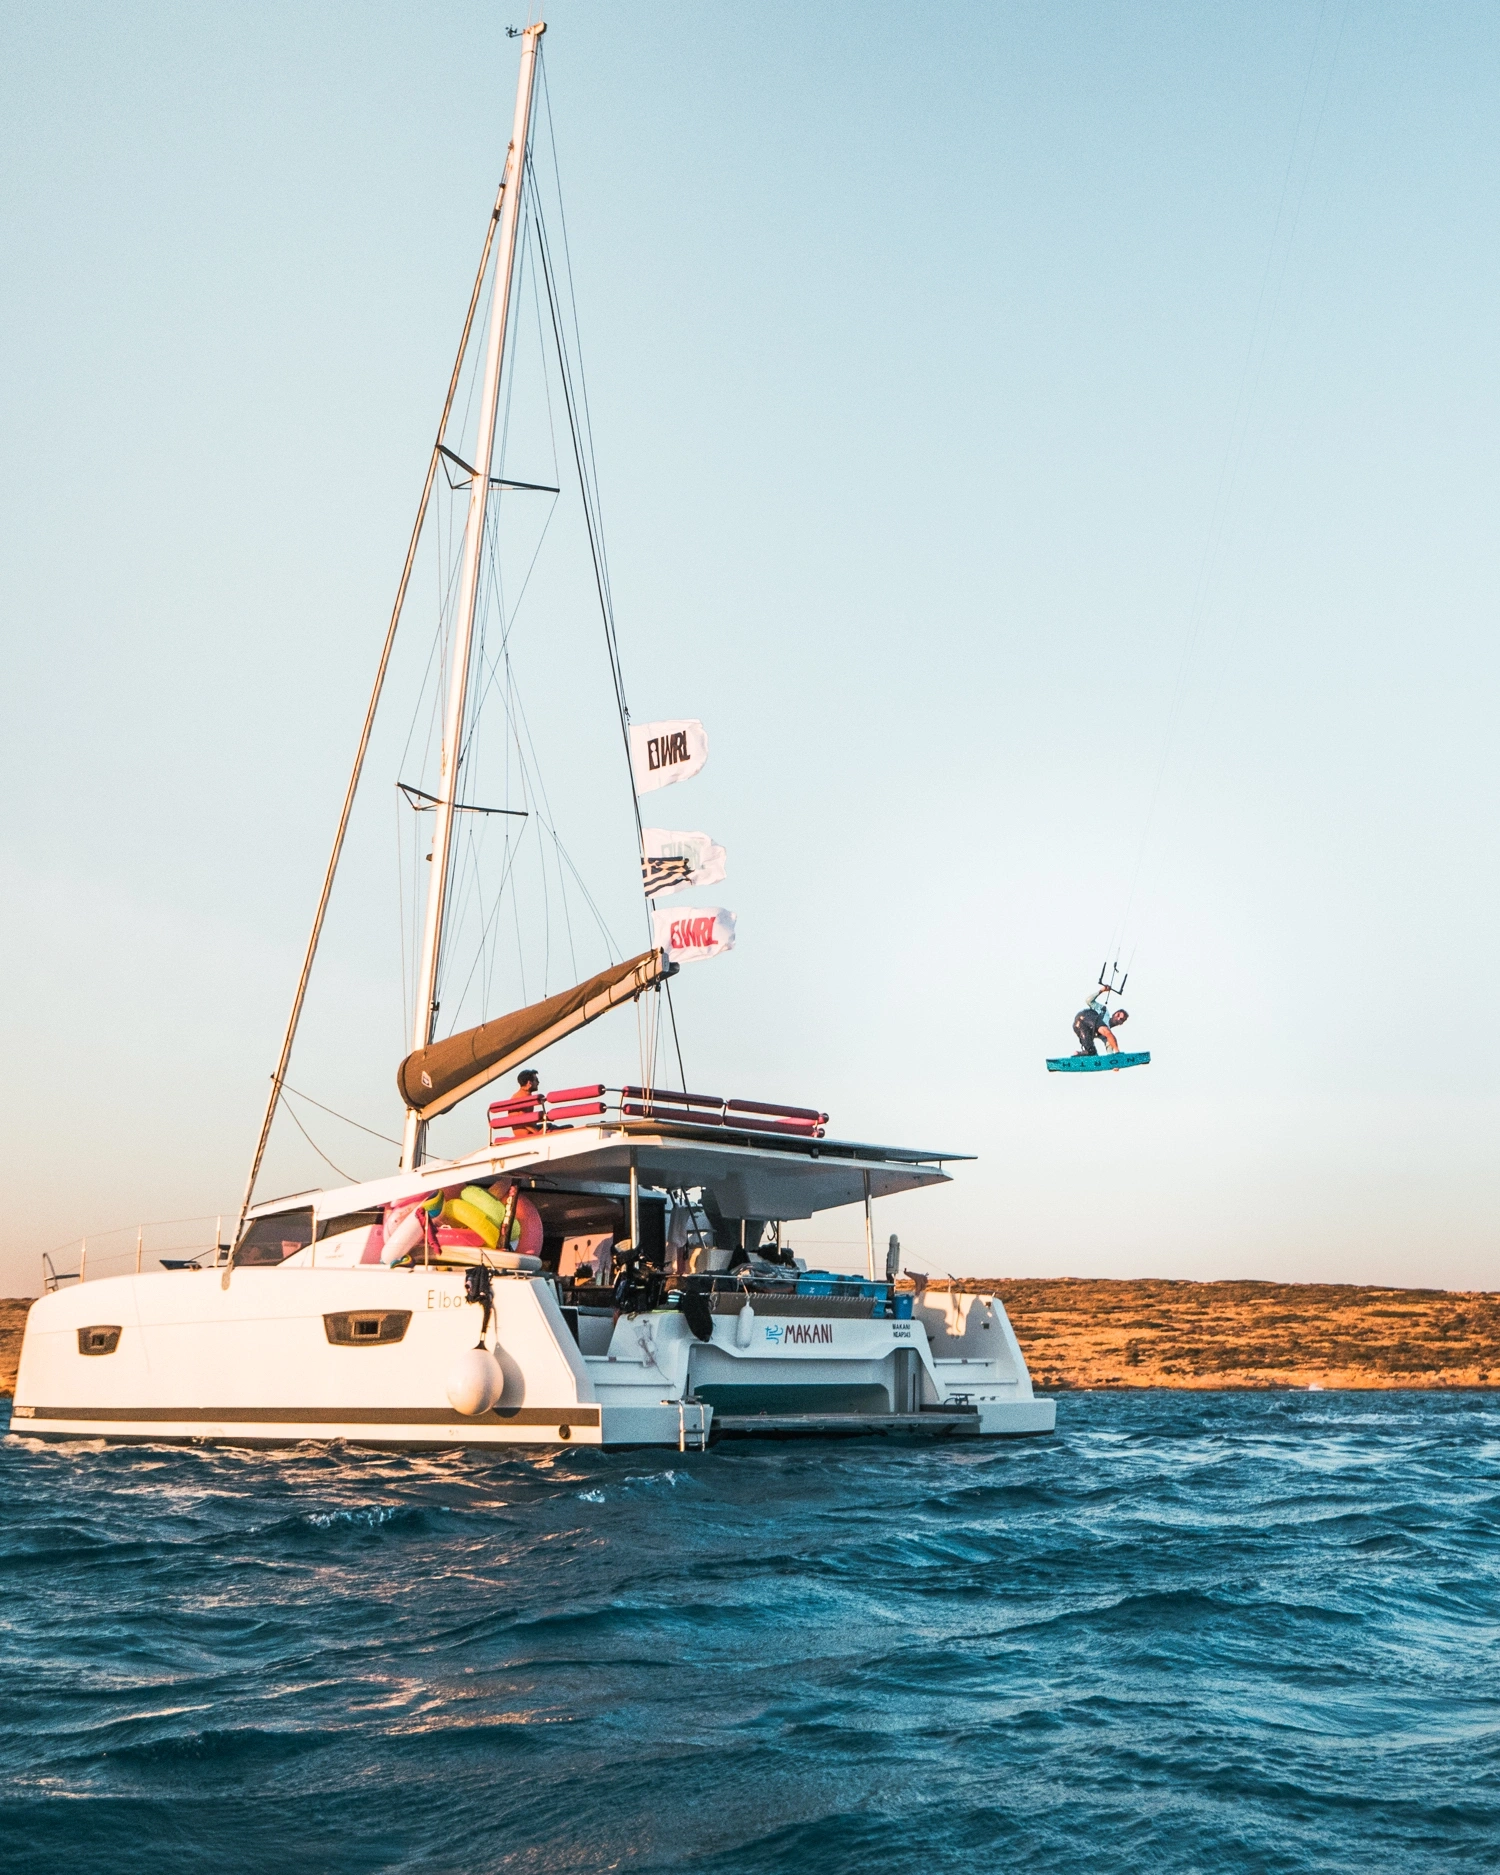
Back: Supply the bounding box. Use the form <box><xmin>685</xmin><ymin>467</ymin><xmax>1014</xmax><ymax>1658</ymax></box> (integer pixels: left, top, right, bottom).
<box><xmin>1072</xmin><ymin>998</ymin><xmax>1108</xmax><ymax>1056</ymax></box>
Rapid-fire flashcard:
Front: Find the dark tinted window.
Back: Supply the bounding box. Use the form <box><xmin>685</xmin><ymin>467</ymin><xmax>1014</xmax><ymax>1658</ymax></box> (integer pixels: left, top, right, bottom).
<box><xmin>235</xmin><ymin>1208</ymin><xmax>314</xmax><ymax>1265</ymax></box>
<box><xmin>315</xmin><ymin>1208</ymin><xmax>382</xmax><ymax>1240</ymax></box>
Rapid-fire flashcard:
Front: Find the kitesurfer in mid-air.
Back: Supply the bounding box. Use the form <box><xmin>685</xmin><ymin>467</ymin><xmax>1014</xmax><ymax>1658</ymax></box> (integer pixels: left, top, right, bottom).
<box><xmin>1073</xmin><ymin>991</ymin><xmax>1129</xmax><ymax>1057</ymax></box>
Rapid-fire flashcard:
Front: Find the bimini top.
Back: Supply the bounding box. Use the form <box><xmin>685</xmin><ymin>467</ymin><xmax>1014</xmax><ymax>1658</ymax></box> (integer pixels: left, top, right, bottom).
<box><xmin>249</xmin><ymin>1082</ymin><xmax>971</xmax><ymax>1226</ymax></box>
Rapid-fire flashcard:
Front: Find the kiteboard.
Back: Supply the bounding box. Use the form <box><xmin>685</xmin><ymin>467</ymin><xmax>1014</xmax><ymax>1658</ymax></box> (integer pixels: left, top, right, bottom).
<box><xmin>1046</xmin><ymin>1051</ymin><xmax>1151</xmax><ymax>1073</ymax></box>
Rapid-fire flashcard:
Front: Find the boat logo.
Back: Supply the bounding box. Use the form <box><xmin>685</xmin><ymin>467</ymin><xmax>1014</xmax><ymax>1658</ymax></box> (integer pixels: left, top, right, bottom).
<box><xmin>773</xmin><ymin>1322</ymin><xmax>833</xmax><ymax>1346</ymax></box>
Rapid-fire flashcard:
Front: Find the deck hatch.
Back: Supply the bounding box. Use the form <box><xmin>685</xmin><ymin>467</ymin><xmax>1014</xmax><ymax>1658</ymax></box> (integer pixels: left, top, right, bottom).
<box><xmin>323</xmin><ymin>1310</ymin><xmax>412</xmax><ymax>1347</ymax></box>
<box><xmin>77</xmin><ymin>1325</ymin><xmax>122</xmax><ymax>1356</ymax></box>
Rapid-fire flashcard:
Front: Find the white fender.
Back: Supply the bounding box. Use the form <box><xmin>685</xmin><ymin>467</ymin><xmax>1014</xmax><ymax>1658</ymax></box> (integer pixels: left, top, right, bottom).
<box><xmin>447</xmin><ymin>1346</ymin><xmax>504</xmax><ymax>1415</ymax></box>
<box><xmin>735</xmin><ymin>1301</ymin><xmax>756</xmax><ymax>1349</ymax></box>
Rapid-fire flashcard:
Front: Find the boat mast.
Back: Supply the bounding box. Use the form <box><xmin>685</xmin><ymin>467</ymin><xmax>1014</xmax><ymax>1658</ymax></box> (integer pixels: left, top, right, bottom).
<box><xmin>402</xmin><ymin>19</ymin><xmax>546</xmax><ymax>1171</ymax></box>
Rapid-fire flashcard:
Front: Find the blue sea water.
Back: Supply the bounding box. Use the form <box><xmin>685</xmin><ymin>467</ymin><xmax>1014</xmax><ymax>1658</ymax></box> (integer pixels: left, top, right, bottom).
<box><xmin>2</xmin><ymin>1391</ymin><xmax>1498</xmax><ymax>1874</ymax></box>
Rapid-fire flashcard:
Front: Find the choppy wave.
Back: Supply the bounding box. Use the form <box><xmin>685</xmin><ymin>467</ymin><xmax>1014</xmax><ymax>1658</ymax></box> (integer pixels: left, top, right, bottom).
<box><xmin>2</xmin><ymin>1391</ymin><xmax>1498</xmax><ymax>1873</ymax></box>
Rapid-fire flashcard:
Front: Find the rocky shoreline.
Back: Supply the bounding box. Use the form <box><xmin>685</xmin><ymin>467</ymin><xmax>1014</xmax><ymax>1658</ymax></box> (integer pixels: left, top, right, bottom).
<box><xmin>953</xmin><ymin>1277</ymin><xmax>1500</xmax><ymax>1391</ymax></box>
<box><xmin>2</xmin><ymin>1300</ymin><xmax>28</xmax><ymax>1398</ymax></box>
<box><xmin>4</xmin><ymin>1279</ymin><xmax>1498</xmax><ymax>1401</ymax></box>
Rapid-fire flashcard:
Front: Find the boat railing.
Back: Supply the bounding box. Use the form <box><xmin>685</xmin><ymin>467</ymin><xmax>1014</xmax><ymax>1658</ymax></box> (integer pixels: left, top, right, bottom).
<box><xmin>40</xmin><ymin>1252</ymin><xmax>79</xmax><ymax>1293</ymax></box>
<box><xmin>487</xmin><ymin>1084</ymin><xmax>828</xmax><ymax>1147</ymax></box>
<box><xmin>40</xmin><ymin>1215</ymin><xmax>229</xmax><ymax>1288</ymax></box>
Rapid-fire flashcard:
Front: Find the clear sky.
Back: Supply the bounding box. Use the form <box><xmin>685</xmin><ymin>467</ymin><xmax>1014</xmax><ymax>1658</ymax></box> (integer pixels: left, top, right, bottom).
<box><xmin>3</xmin><ymin>1</ymin><xmax>1498</xmax><ymax>1296</ymax></box>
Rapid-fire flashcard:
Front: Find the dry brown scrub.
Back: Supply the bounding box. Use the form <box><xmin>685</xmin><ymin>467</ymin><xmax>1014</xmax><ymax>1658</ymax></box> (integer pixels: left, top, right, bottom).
<box><xmin>1</xmin><ymin>1300</ymin><xmax>28</xmax><ymax>1398</ymax></box>
<box><xmin>932</xmin><ymin>1278</ymin><xmax>1500</xmax><ymax>1390</ymax></box>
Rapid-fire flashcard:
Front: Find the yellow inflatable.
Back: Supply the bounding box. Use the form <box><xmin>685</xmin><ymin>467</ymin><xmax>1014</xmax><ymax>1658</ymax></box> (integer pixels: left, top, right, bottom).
<box><xmin>442</xmin><ymin>1196</ymin><xmax>499</xmax><ymax>1249</ymax></box>
<box><xmin>460</xmin><ymin>1185</ymin><xmax>507</xmax><ymax>1232</ymax></box>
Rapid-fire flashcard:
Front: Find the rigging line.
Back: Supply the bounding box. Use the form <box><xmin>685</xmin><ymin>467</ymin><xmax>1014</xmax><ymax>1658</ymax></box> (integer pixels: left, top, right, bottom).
<box><xmin>462</xmin><ymin>219</ymin><xmax>528</xmax><ymax>777</ymax></box>
<box><xmin>412</xmin><ymin>238</ymin><xmax>506</xmax><ymax>783</ymax></box>
<box><xmin>494</xmin><ymin>206</ymin><xmax>533</xmax><ymax>493</ymax></box>
<box><xmin>887</xmin><ymin>1244</ymin><xmax>954</xmax><ymax>1281</ymax></box>
<box><xmin>463</xmin><ymin>491</ymin><xmax>561</xmax><ymax>749</ymax></box>
<box><xmin>526</xmin><ymin>154</ymin><xmax>615</xmax><ymax>649</ymax></box>
<box><xmin>469</xmin><ymin>809</ymin><xmax>496</xmax><ymax>1030</ymax></box>
<box><xmin>482</xmin><ymin>824</ymin><xmax>515</xmax><ymax>1016</ymax></box>
<box><xmin>544</xmin><ymin>827</ymin><xmax>621</xmax><ymax>961</ymax></box>
<box><xmin>550</xmin><ymin>825</ymin><xmax>581</xmax><ymax>984</ymax></box>
<box><xmin>460</xmin><ymin>477</ymin><xmax>538</xmax><ymax>771</ymax></box>
<box><xmin>439</xmin><ymin>818</ymin><xmax>481</xmax><ymax>1033</ymax></box>
<box><xmin>451</xmin><ymin>655</ymin><xmax>539</xmax><ymax>1023</ymax></box>
<box><xmin>280</xmin><ymin>1082</ymin><xmax>404</xmax><ymax>1148</ymax></box>
<box><xmin>453</xmin><ymin>221</ymin><xmax>501</xmax><ymax>477</ymax></box>
<box><xmin>510</xmin><ymin>837</ymin><xmax>529</xmax><ymax>1007</ymax></box>
<box><xmin>1108</xmin><ymin>44</ymin><xmax>1335</xmax><ymax>964</ymax></box>
<box><xmin>429</xmin><ymin>500</ymin><xmax>518</xmax><ymax>1022</ymax></box>
<box><xmin>533</xmin><ymin>171</ymin><xmax>618</xmax><ymax>645</ymax></box>
<box><xmin>664</xmin><ymin>976</ymin><xmax>687</xmax><ymax>1093</ymax></box>
<box><xmin>453</xmin><ymin>727</ymin><xmax>529</xmax><ymax>989</ymax></box>
<box><xmin>448</xmin><ymin>819</ymin><xmax>533</xmax><ymax>1022</ymax></box>
<box><xmin>458</xmin><ymin>503</ymin><xmax>505</xmax><ymax>797</ymax></box>
<box><xmin>1133</xmin><ymin>1</ymin><xmax>1350</xmax><ymax>975</ymax></box>
<box><xmin>1106</xmin><ymin>3</ymin><xmax>1343</xmax><ymax>961</ymax></box>
<box><xmin>539</xmin><ymin>55</ymin><xmax>616</xmax><ymax>618</ymax></box>
<box><xmin>532</xmin><ymin>215</ymin><xmax>650</xmax><ymax>975</ymax></box>
<box><xmin>528</xmin><ymin>173</ymin><xmax>645</xmax><ymax>872</ymax></box>
<box><xmin>487</xmin><ymin>828</ymin><xmax>525</xmax><ymax>1020</ymax></box>
<box><xmin>486</xmin><ymin>647</ymin><xmax>525</xmax><ymax>1017</ymax></box>
<box><xmin>237</xmin><ymin>183</ymin><xmax>507</xmax><ymax>1232</ymax></box>
<box><xmin>541</xmin><ymin>768</ymin><xmax>554</xmax><ymax>996</ymax></box>
<box><xmin>397</xmin><ymin>538</ymin><xmax>466</xmax><ymax>788</ymax></box>
<box><xmin>440</xmin><ymin>550</ymin><xmax>525</xmax><ymax>1016</ymax></box>
<box><xmin>635</xmin><ymin>989</ymin><xmax>652</xmax><ymax>1092</ymax></box>
<box><xmin>1196</xmin><ymin>0</ymin><xmax>1353</xmax><ymax>595</ymax></box>
<box><xmin>484</xmin><ymin>646</ymin><xmax>621</xmax><ymax>958</ymax></box>
<box><xmin>276</xmin><ymin>1087</ymin><xmax>358</xmax><ymax>1184</ymax></box>
<box><xmin>408</xmin><ymin>433</ymin><xmax>484</xmax><ymax>779</ymax></box>
<box><xmin>481</xmin><ymin>621</ymin><xmax>564</xmax><ymax>860</ymax></box>
<box><xmin>408</xmin><ymin>775</ymin><xmax>426</xmax><ymax>1040</ymax></box>
<box><xmin>396</xmin><ymin>789</ymin><xmax>409</xmax><ymax>1042</ymax></box>
<box><xmin>444</xmin><ymin>529</ymin><xmax>503</xmax><ymax>978</ymax></box>
<box><xmin>527</xmin><ymin>204</ymin><xmax>564</xmax><ymax>493</ymax></box>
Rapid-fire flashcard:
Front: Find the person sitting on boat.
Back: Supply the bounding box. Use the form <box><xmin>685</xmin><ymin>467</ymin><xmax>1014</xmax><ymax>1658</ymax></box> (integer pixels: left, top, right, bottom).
<box><xmin>503</xmin><ymin>1068</ymin><xmax>543</xmax><ymax>1135</ymax></box>
<box><xmin>1073</xmin><ymin>994</ymin><xmax>1128</xmax><ymax>1057</ymax></box>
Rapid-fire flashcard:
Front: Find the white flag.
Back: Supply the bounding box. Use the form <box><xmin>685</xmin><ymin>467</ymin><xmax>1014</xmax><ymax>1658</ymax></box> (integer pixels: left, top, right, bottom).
<box><xmin>653</xmin><ymin>905</ymin><xmax>736</xmax><ymax>964</ymax></box>
<box><xmin>630</xmin><ymin>719</ymin><xmax>708</xmax><ymax>795</ymax></box>
<box><xmin>641</xmin><ymin>828</ymin><xmax>727</xmax><ymax>898</ymax></box>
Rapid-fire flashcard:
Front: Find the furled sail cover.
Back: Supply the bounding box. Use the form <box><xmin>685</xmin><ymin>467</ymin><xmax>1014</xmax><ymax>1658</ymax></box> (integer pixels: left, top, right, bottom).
<box><xmin>397</xmin><ymin>949</ymin><xmax>675</xmax><ymax>1121</ymax></box>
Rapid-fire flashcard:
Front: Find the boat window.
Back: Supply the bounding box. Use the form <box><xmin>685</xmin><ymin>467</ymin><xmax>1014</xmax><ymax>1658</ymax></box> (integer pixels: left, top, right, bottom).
<box><xmin>315</xmin><ymin>1208</ymin><xmax>383</xmax><ymax>1240</ymax></box>
<box><xmin>235</xmin><ymin>1208</ymin><xmax>314</xmax><ymax>1265</ymax></box>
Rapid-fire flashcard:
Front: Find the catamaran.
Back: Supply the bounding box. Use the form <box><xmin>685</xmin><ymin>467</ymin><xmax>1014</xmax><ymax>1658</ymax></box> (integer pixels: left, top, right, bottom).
<box><xmin>12</xmin><ymin>22</ymin><xmax>1054</xmax><ymax>1450</ymax></box>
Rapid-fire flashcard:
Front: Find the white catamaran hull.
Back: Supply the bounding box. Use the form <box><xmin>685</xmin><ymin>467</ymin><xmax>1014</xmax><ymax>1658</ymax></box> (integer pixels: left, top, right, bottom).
<box><xmin>12</xmin><ymin>1266</ymin><xmax>1054</xmax><ymax>1447</ymax></box>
